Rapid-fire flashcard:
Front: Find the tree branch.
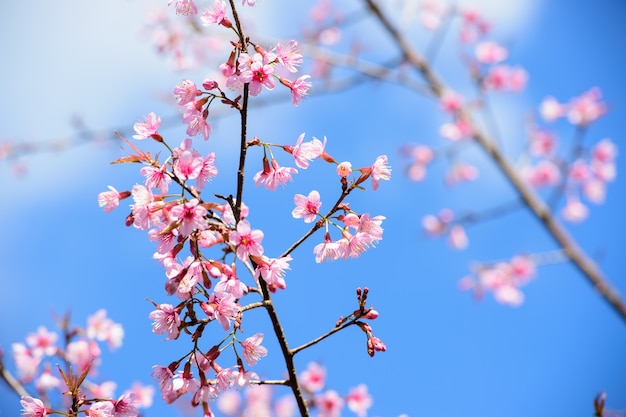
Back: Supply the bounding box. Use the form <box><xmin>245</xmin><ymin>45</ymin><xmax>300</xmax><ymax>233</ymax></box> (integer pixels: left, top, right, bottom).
<box><xmin>363</xmin><ymin>0</ymin><xmax>626</xmax><ymax>323</ymax></box>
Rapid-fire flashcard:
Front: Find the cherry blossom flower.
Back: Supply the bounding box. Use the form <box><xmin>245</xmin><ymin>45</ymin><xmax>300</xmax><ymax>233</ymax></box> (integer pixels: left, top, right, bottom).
<box><xmin>561</xmin><ymin>197</ymin><xmax>589</xmax><ymax>223</ymax></box>
<box><xmin>567</xmin><ymin>87</ymin><xmax>607</xmax><ymax>126</ymax></box>
<box><xmin>140</xmin><ymin>165</ymin><xmax>171</xmax><ymax>194</ymax></box>
<box><xmin>182</xmin><ymin>107</ymin><xmax>211</xmax><ymax>140</ymax></box>
<box><xmin>279</xmin><ymin>75</ymin><xmax>312</xmax><ymax>106</ymax></box>
<box><xmin>35</xmin><ymin>367</ymin><xmax>62</xmax><ymax>392</ymax></box>
<box><xmin>313</xmin><ymin>232</ymin><xmax>342</xmax><ymax>263</ymax></box>
<box><xmin>529</xmin><ymin>129</ymin><xmax>557</xmax><ymax>157</ymax></box>
<box><xmin>523</xmin><ymin>160</ymin><xmax>561</xmax><ymax>188</ymax></box>
<box><xmin>202</xmin><ymin>293</ymin><xmax>240</xmax><ymax>330</ymax></box>
<box><xmin>292</xmin><ymin>190</ymin><xmax>322</xmax><ymax>223</ymax></box>
<box><xmin>173</xmin><ymin>79</ymin><xmax>199</xmax><ymax>106</ymax></box>
<box><xmin>12</xmin><ymin>344</ymin><xmax>41</xmax><ymax>383</ymax></box>
<box><xmin>214</xmin><ymin>267</ymin><xmax>248</xmax><ymax>298</ymax></box>
<box><xmin>275</xmin><ymin>40</ymin><xmax>303</xmax><ymax>72</ymax></box>
<box><xmin>87</xmin><ymin>401</ymin><xmax>115</xmax><ymax>417</ymax></box>
<box><xmin>253</xmin><ymin>158</ymin><xmax>298</xmax><ymax>190</ymax></box>
<box><xmin>238</xmin><ymin>53</ymin><xmax>276</xmax><ymax>96</ymax></box>
<box><xmin>87</xmin><ymin>309</ymin><xmax>124</xmax><ymax>349</ymax></box>
<box><xmin>448</xmin><ymin>225</ymin><xmax>468</xmax><ymax>250</ymax></box>
<box><xmin>287</xmin><ymin>133</ymin><xmax>326</xmax><ymax>169</ymax></box>
<box><xmin>169</xmin><ymin>199</ymin><xmax>208</xmax><ymax>237</ymax></box>
<box><xmin>370</xmin><ymin>155</ymin><xmax>392</xmax><ymax>191</ymax></box>
<box><xmin>240</xmin><ymin>333</ymin><xmax>268</xmax><ymax>366</ymax></box>
<box><xmin>440</xmin><ymin>90</ymin><xmax>464</xmax><ymax>113</ymax></box>
<box><xmin>173</xmin><ymin>150</ymin><xmax>203</xmax><ymax>181</ymax></box>
<box><xmin>201</xmin><ymin>0</ymin><xmax>231</xmax><ymax>27</ymax></box>
<box><xmin>133</xmin><ymin>113</ymin><xmax>161</xmax><ymax>140</ymax></box>
<box><xmin>168</xmin><ymin>0</ymin><xmax>198</xmax><ymax>16</ymax></box>
<box><xmin>346</xmin><ymin>384</ymin><xmax>373</xmax><ymax>417</ymax></box>
<box><xmin>439</xmin><ymin>119</ymin><xmax>472</xmax><ymax>141</ymax></box>
<box><xmin>196</xmin><ymin>152</ymin><xmax>218</xmax><ymax>189</ymax></box>
<box><xmin>317</xmin><ymin>390</ymin><xmax>344</xmax><ymax>417</ymax></box>
<box><xmin>229</xmin><ymin>220</ymin><xmax>264</xmax><ymax>260</ymax></box>
<box><xmin>113</xmin><ymin>393</ymin><xmax>139</xmax><ymax>417</ymax></box>
<box><xmin>445</xmin><ymin>162</ymin><xmax>479</xmax><ymax>186</ymax></box>
<box><xmin>483</xmin><ymin>65</ymin><xmax>528</xmax><ymax>92</ymax></box>
<box><xmin>336</xmin><ymin>161</ymin><xmax>352</xmax><ymax>177</ymax></box>
<box><xmin>475</xmin><ymin>41</ymin><xmax>508</xmax><ymax>64</ymax></box>
<box><xmin>151</xmin><ymin>365</ymin><xmax>175</xmax><ymax>391</ymax></box>
<box><xmin>254</xmin><ymin>255</ymin><xmax>292</xmax><ymax>290</ymax></box>
<box><xmin>539</xmin><ymin>96</ymin><xmax>565</xmax><ymax>122</ymax></box>
<box><xmin>20</xmin><ymin>396</ymin><xmax>48</xmax><ymax>417</ymax></box>
<box><xmin>124</xmin><ymin>383</ymin><xmax>155</xmax><ymax>409</ymax></box>
<box><xmin>25</xmin><ymin>326</ymin><xmax>58</xmax><ymax>357</ymax></box>
<box><xmin>149</xmin><ymin>304</ymin><xmax>181</xmax><ymax>340</ymax></box>
<box><xmin>98</xmin><ymin>186</ymin><xmax>128</xmax><ymax>213</ymax></box>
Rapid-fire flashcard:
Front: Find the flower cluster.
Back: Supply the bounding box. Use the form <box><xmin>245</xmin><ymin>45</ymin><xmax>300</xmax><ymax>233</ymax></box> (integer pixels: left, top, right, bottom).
<box><xmin>459</xmin><ymin>255</ymin><xmax>536</xmax><ymax>306</ymax></box>
<box><xmin>13</xmin><ymin>311</ymin><xmax>153</xmax><ymax>417</ymax></box>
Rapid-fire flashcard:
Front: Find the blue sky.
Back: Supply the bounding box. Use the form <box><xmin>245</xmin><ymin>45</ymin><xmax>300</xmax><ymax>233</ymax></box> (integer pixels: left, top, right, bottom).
<box><xmin>1</xmin><ymin>1</ymin><xmax>625</xmax><ymax>416</ymax></box>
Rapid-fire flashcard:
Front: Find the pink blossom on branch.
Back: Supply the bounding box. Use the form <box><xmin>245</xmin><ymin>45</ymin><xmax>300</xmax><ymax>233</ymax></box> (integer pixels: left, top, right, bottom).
<box><xmin>240</xmin><ymin>333</ymin><xmax>268</xmax><ymax>366</ymax></box>
<box><xmin>132</xmin><ymin>112</ymin><xmax>162</xmax><ymax>140</ymax></box>
<box><xmin>149</xmin><ymin>304</ymin><xmax>181</xmax><ymax>340</ymax></box>
<box><xmin>229</xmin><ymin>220</ymin><xmax>264</xmax><ymax>261</ymax></box>
<box><xmin>20</xmin><ymin>396</ymin><xmax>49</xmax><ymax>417</ymax></box>
<box><xmin>292</xmin><ymin>190</ymin><xmax>322</xmax><ymax>223</ymax></box>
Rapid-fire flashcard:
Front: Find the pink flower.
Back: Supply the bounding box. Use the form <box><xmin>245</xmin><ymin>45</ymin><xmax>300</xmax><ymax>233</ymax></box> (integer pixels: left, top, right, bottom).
<box><xmin>140</xmin><ymin>165</ymin><xmax>171</xmax><ymax>193</ymax></box>
<box><xmin>12</xmin><ymin>344</ymin><xmax>41</xmax><ymax>383</ymax></box>
<box><xmin>183</xmin><ymin>107</ymin><xmax>212</xmax><ymax>140</ymax></box>
<box><xmin>561</xmin><ymin>197</ymin><xmax>589</xmax><ymax>223</ymax></box>
<box><xmin>229</xmin><ymin>220</ymin><xmax>264</xmax><ymax>261</ymax></box>
<box><xmin>523</xmin><ymin>160</ymin><xmax>561</xmax><ymax>187</ymax></box>
<box><xmin>592</xmin><ymin>138</ymin><xmax>617</xmax><ymax>163</ymax></box>
<box><xmin>288</xmin><ymin>133</ymin><xmax>326</xmax><ymax>169</ymax></box>
<box><xmin>201</xmin><ymin>0</ymin><xmax>231</xmax><ymax>27</ymax></box>
<box><xmin>196</xmin><ymin>152</ymin><xmax>218</xmax><ymax>189</ymax></box>
<box><xmin>87</xmin><ymin>309</ymin><xmax>124</xmax><ymax>349</ymax></box>
<box><xmin>240</xmin><ymin>333</ymin><xmax>268</xmax><ymax>366</ymax></box>
<box><xmin>169</xmin><ymin>199</ymin><xmax>208</xmax><ymax>237</ymax></box>
<box><xmin>238</xmin><ymin>53</ymin><xmax>276</xmax><ymax>96</ymax></box>
<box><xmin>174</xmin><ymin>150</ymin><xmax>203</xmax><ymax>181</ymax></box>
<box><xmin>439</xmin><ymin>119</ymin><xmax>472</xmax><ymax>141</ymax></box>
<box><xmin>133</xmin><ymin>112</ymin><xmax>161</xmax><ymax>140</ymax></box>
<box><xmin>448</xmin><ymin>225</ymin><xmax>468</xmax><ymax>250</ymax></box>
<box><xmin>26</xmin><ymin>326</ymin><xmax>58</xmax><ymax>357</ymax></box>
<box><xmin>203</xmin><ymin>293</ymin><xmax>240</xmax><ymax>330</ymax></box>
<box><xmin>173</xmin><ymin>79</ymin><xmax>199</xmax><ymax>106</ymax></box>
<box><xmin>20</xmin><ymin>396</ymin><xmax>48</xmax><ymax>417</ymax></box>
<box><xmin>529</xmin><ymin>129</ymin><xmax>557</xmax><ymax>157</ymax></box>
<box><xmin>299</xmin><ymin>362</ymin><xmax>326</xmax><ymax>392</ymax></box>
<box><xmin>214</xmin><ymin>266</ymin><xmax>248</xmax><ymax>298</ymax></box>
<box><xmin>316</xmin><ymin>390</ymin><xmax>344</xmax><ymax>417</ymax></box>
<box><xmin>114</xmin><ymin>393</ymin><xmax>139</xmax><ymax>417</ymax></box>
<box><xmin>440</xmin><ymin>90</ymin><xmax>463</xmax><ymax>113</ymax></box>
<box><xmin>370</xmin><ymin>155</ymin><xmax>392</xmax><ymax>191</ymax></box>
<box><xmin>345</xmin><ymin>384</ymin><xmax>373</xmax><ymax>417</ymax></box>
<box><xmin>254</xmin><ymin>255</ymin><xmax>292</xmax><ymax>290</ymax></box>
<box><xmin>242</xmin><ymin>0</ymin><xmax>256</xmax><ymax>5</ymax></box>
<box><xmin>88</xmin><ymin>401</ymin><xmax>115</xmax><ymax>417</ymax></box>
<box><xmin>540</xmin><ymin>96</ymin><xmax>565</xmax><ymax>122</ymax></box>
<box><xmin>275</xmin><ymin>40</ymin><xmax>303</xmax><ymax>73</ymax></box>
<box><xmin>336</xmin><ymin>161</ymin><xmax>352</xmax><ymax>177</ymax></box>
<box><xmin>151</xmin><ymin>365</ymin><xmax>174</xmax><ymax>391</ymax></box>
<box><xmin>567</xmin><ymin>87</ymin><xmax>607</xmax><ymax>126</ymax></box>
<box><xmin>445</xmin><ymin>162</ymin><xmax>479</xmax><ymax>186</ymax></box>
<box><xmin>253</xmin><ymin>158</ymin><xmax>298</xmax><ymax>190</ymax></box>
<box><xmin>149</xmin><ymin>304</ymin><xmax>181</xmax><ymax>340</ymax></box>
<box><xmin>292</xmin><ymin>190</ymin><xmax>322</xmax><ymax>223</ymax></box>
<box><xmin>483</xmin><ymin>65</ymin><xmax>527</xmax><ymax>92</ymax></box>
<box><xmin>168</xmin><ymin>0</ymin><xmax>198</xmax><ymax>16</ymax></box>
<box><xmin>280</xmin><ymin>75</ymin><xmax>312</xmax><ymax>106</ymax></box>
<box><xmin>313</xmin><ymin>233</ymin><xmax>342</xmax><ymax>263</ymax></box>
<box><xmin>124</xmin><ymin>383</ymin><xmax>155</xmax><ymax>409</ymax></box>
<box><xmin>98</xmin><ymin>186</ymin><xmax>125</xmax><ymax>213</ymax></box>
<box><xmin>475</xmin><ymin>41</ymin><xmax>508</xmax><ymax>64</ymax></box>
